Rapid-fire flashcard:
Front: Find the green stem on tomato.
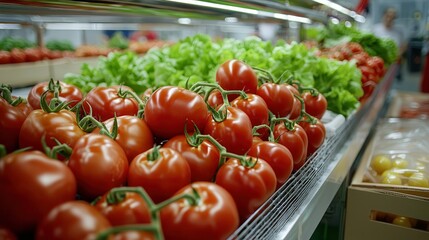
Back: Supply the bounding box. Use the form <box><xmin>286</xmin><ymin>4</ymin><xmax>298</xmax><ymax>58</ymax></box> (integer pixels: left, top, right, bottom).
<box><xmin>0</xmin><ymin>84</ymin><xmax>26</xmax><ymax>107</ymax></box>
<box><xmin>252</xmin><ymin>124</ymin><xmax>274</xmax><ymax>140</ymax></box>
<box><xmin>146</xmin><ymin>145</ymin><xmax>160</xmax><ymax>162</ymax></box>
<box><xmin>117</xmin><ymin>87</ymin><xmax>146</xmax><ymax>119</ymax></box>
<box><xmin>292</xmin><ymin>94</ymin><xmax>317</xmax><ymax>125</ymax></box>
<box><xmin>39</xmin><ymin>90</ymin><xmax>71</xmax><ymax>113</ymax></box>
<box><xmin>0</xmin><ymin>144</ymin><xmax>6</xmax><ymax>158</ymax></box>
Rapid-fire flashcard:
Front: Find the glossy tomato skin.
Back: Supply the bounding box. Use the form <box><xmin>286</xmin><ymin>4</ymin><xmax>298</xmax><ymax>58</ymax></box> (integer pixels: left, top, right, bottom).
<box><xmin>163</xmin><ymin>135</ymin><xmax>220</xmax><ymax>182</ymax></box>
<box><xmin>204</xmin><ymin>106</ymin><xmax>253</xmax><ymax>155</ymax></box>
<box><xmin>206</xmin><ymin>89</ymin><xmax>224</xmax><ymax>109</ymax></box>
<box><xmin>273</xmin><ymin>123</ymin><xmax>308</xmax><ymax>166</ymax></box>
<box><xmin>68</xmin><ymin>134</ymin><xmax>129</xmax><ymax>200</ymax></box>
<box><xmin>82</xmin><ymin>86</ymin><xmax>140</xmax><ymax>122</ymax></box>
<box><xmin>256</xmin><ymin>83</ymin><xmax>294</xmax><ymax>117</ymax></box>
<box><xmin>247</xmin><ymin>141</ymin><xmax>294</xmax><ymax>188</ymax></box>
<box><xmin>35</xmin><ymin>201</ymin><xmax>111</xmax><ymax>240</ymax></box>
<box><xmin>215</xmin><ymin>157</ymin><xmax>277</xmax><ymax>222</ymax></box>
<box><xmin>94</xmin><ymin>191</ymin><xmax>151</xmax><ymax>226</ymax></box>
<box><xmin>216</xmin><ymin>59</ymin><xmax>258</xmax><ymax>101</ymax></box>
<box><xmin>0</xmin><ymin>97</ymin><xmax>32</xmax><ymax>153</ymax></box>
<box><xmin>94</xmin><ymin>116</ymin><xmax>154</xmax><ymax>163</ymax></box>
<box><xmin>27</xmin><ymin>81</ymin><xmax>83</xmax><ymax>109</ymax></box>
<box><xmin>128</xmin><ymin>147</ymin><xmax>191</xmax><ymax>203</ymax></box>
<box><xmin>144</xmin><ymin>86</ymin><xmax>209</xmax><ymax>140</ymax></box>
<box><xmin>107</xmin><ymin>231</ymin><xmax>155</xmax><ymax>240</ymax></box>
<box><xmin>302</xmin><ymin>92</ymin><xmax>328</xmax><ymax>119</ymax></box>
<box><xmin>286</xmin><ymin>85</ymin><xmax>302</xmax><ymax>120</ymax></box>
<box><xmin>0</xmin><ymin>151</ymin><xmax>77</xmax><ymax>234</ymax></box>
<box><xmin>19</xmin><ymin>109</ymin><xmax>86</xmax><ymax>152</ymax></box>
<box><xmin>0</xmin><ymin>228</ymin><xmax>17</xmax><ymax>240</ymax></box>
<box><xmin>299</xmin><ymin>118</ymin><xmax>326</xmax><ymax>157</ymax></box>
<box><xmin>230</xmin><ymin>93</ymin><xmax>270</xmax><ymax>140</ymax></box>
<box><xmin>160</xmin><ymin>182</ymin><xmax>239</xmax><ymax>240</ymax></box>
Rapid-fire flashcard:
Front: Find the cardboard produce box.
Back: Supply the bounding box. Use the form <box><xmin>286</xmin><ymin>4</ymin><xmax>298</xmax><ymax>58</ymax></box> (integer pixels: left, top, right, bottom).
<box><xmin>386</xmin><ymin>90</ymin><xmax>429</xmax><ymax>119</ymax></box>
<box><xmin>0</xmin><ymin>60</ymin><xmax>50</xmax><ymax>87</ymax></box>
<box><xmin>50</xmin><ymin>56</ymin><xmax>100</xmax><ymax>81</ymax></box>
<box><xmin>345</xmin><ymin>118</ymin><xmax>429</xmax><ymax>240</ymax></box>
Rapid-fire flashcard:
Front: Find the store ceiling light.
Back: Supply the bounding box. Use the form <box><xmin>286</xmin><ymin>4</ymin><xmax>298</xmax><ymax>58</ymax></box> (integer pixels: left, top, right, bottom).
<box><xmin>225</xmin><ymin>17</ymin><xmax>238</xmax><ymax>23</ymax></box>
<box><xmin>178</xmin><ymin>18</ymin><xmax>192</xmax><ymax>24</ymax></box>
<box><xmin>164</xmin><ymin>0</ymin><xmax>311</xmax><ymax>24</ymax></box>
<box><xmin>312</xmin><ymin>0</ymin><xmax>365</xmax><ymax>23</ymax></box>
<box><xmin>0</xmin><ymin>23</ymin><xmax>21</xmax><ymax>29</ymax></box>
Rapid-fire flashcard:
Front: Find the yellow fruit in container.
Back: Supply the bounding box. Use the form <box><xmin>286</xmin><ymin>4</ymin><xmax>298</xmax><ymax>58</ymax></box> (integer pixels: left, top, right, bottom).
<box><xmin>392</xmin><ymin>159</ymin><xmax>409</xmax><ymax>169</ymax></box>
<box><xmin>408</xmin><ymin>172</ymin><xmax>429</xmax><ymax>188</ymax></box>
<box><xmin>371</xmin><ymin>155</ymin><xmax>392</xmax><ymax>175</ymax></box>
<box><xmin>381</xmin><ymin>173</ymin><xmax>402</xmax><ymax>185</ymax></box>
<box><xmin>392</xmin><ymin>216</ymin><xmax>413</xmax><ymax>228</ymax></box>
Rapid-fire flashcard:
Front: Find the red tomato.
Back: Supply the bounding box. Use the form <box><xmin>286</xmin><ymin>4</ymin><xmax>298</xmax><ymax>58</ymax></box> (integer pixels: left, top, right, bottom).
<box><xmin>82</xmin><ymin>86</ymin><xmax>140</xmax><ymax>122</ymax></box>
<box><xmin>359</xmin><ymin>80</ymin><xmax>377</xmax><ymax>103</ymax></box>
<box><xmin>128</xmin><ymin>147</ymin><xmax>191</xmax><ymax>203</ymax></box>
<box><xmin>35</xmin><ymin>201</ymin><xmax>111</xmax><ymax>240</ymax></box>
<box><xmin>207</xmin><ymin>89</ymin><xmax>224</xmax><ymax>109</ymax></box>
<box><xmin>0</xmin><ymin>97</ymin><xmax>32</xmax><ymax>153</ymax></box>
<box><xmin>203</xmin><ymin>106</ymin><xmax>253</xmax><ymax>155</ymax></box>
<box><xmin>0</xmin><ymin>51</ymin><xmax>11</xmax><ymax>64</ymax></box>
<box><xmin>160</xmin><ymin>182</ymin><xmax>239</xmax><ymax>240</ymax></box>
<box><xmin>68</xmin><ymin>134</ymin><xmax>129</xmax><ymax>200</ymax></box>
<box><xmin>0</xmin><ymin>151</ymin><xmax>76</xmax><ymax>234</ymax></box>
<box><xmin>163</xmin><ymin>135</ymin><xmax>220</xmax><ymax>182</ymax></box>
<box><xmin>247</xmin><ymin>141</ymin><xmax>293</xmax><ymax>188</ymax></box>
<box><xmin>107</xmin><ymin>231</ymin><xmax>155</xmax><ymax>240</ymax></box>
<box><xmin>230</xmin><ymin>93</ymin><xmax>270</xmax><ymax>140</ymax></box>
<box><xmin>360</xmin><ymin>65</ymin><xmax>378</xmax><ymax>83</ymax></box>
<box><xmin>352</xmin><ymin>52</ymin><xmax>369</xmax><ymax>66</ymax></box>
<box><xmin>299</xmin><ymin>118</ymin><xmax>326</xmax><ymax>157</ymax></box>
<box><xmin>24</xmin><ymin>48</ymin><xmax>42</xmax><ymax>62</ymax></box>
<box><xmin>302</xmin><ymin>92</ymin><xmax>328</xmax><ymax>119</ymax></box>
<box><xmin>9</xmin><ymin>49</ymin><xmax>26</xmax><ymax>63</ymax></box>
<box><xmin>215</xmin><ymin>157</ymin><xmax>277</xmax><ymax>221</ymax></box>
<box><xmin>347</xmin><ymin>42</ymin><xmax>364</xmax><ymax>53</ymax></box>
<box><xmin>0</xmin><ymin>228</ymin><xmax>17</xmax><ymax>240</ymax></box>
<box><xmin>93</xmin><ymin>116</ymin><xmax>154</xmax><ymax>163</ymax></box>
<box><xmin>19</xmin><ymin>109</ymin><xmax>86</xmax><ymax>152</ymax></box>
<box><xmin>273</xmin><ymin>122</ymin><xmax>308</xmax><ymax>166</ymax></box>
<box><xmin>286</xmin><ymin>85</ymin><xmax>302</xmax><ymax>120</ymax></box>
<box><xmin>215</xmin><ymin>59</ymin><xmax>258</xmax><ymax>101</ymax></box>
<box><xmin>27</xmin><ymin>80</ymin><xmax>83</xmax><ymax>109</ymax></box>
<box><xmin>257</xmin><ymin>83</ymin><xmax>294</xmax><ymax>117</ymax></box>
<box><xmin>144</xmin><ymin>86</ymin><xmax>209</xmax><ymax>140</ymax></box>
<box><xmin>94</xmin><ymin>191</ymin><xmax>151</xmax><ymax>226</ymax></box>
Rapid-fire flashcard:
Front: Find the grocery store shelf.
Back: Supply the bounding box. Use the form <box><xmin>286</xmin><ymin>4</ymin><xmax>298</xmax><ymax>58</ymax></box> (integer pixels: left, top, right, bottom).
<box><xmin>228</xmin><ymin>65</ymin><xmax>398</xmax><ymax>240</ymax></box>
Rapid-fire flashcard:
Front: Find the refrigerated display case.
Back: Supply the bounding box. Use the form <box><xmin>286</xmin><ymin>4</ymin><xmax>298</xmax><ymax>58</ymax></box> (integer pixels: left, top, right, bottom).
<box><xmin>0</xmin><ymin>1</ymin><xmax>397</xmax><ymax>239</ymax></box>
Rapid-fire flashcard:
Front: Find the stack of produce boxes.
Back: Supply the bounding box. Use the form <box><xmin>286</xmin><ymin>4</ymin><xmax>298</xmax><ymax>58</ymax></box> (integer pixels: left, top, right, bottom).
<box><xmin>345</xmin><ymin>92</ymin><xmax>429</xmax><ymax>239</ymax></box>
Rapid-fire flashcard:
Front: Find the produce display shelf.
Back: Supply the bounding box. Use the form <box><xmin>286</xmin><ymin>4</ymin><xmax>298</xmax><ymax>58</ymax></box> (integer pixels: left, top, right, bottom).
<box><xmin>228</xmin><ymin>65</ymin><xmax>398</xmax><ymax>240</ymax></box>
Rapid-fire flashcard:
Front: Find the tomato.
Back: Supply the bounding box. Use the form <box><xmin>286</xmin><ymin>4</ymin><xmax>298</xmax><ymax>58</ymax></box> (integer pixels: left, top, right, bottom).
<box><xmin>19</xmin><ymin>109</ymin><xmax>86</xmax><ymax>152</ymax></box>
<box><xmin>68</xmin><ymin>134</ymin><xmax>129</xmax><ymax>200</ymax></box>
<box><xmin>160</xmin><ymin>182</ymin><xmax>239</xmax><ymax>240</ymax></box>
<box><xmin>286</xmin><ymin>85</ymin><xmax>302</xmax><ymax>120</ymax></box>
<box><xmin>299</xmin><ymin>118</ymin><xmax>326</xmax><ymax>157</ymax></box>
<box><xmin>352</xmin><ymin>52</ymin><xmax>369</xmax><ymax>66</ymax></box>
<box><xmin>128</xmin><ymin>147</ymin><xmax>191</xmax><ymax>203</ymax></box>
<box><xmin>94</xmin><ymin>191</ymin><xmax>151</xmax><ymax>226</ymax></box>
<box><xmin>230</xmin><ymin>93</ymin><xmax>270</xmax><ymax>140</ymax></box>
<box><xmin>0</xmin><ymin>228</ymin><xmax>17</xmax><ymax>240</ymax></box>
<box><xmin>0</xmin><ymin>51</ymin><xmax>11</xmax><ymax>64</ymax></box>
<box><xmin>163</xmin><ymin>135</ymin><xmax>220</xmax><ymax>182</ymax></box>
<box><xmin>204</xmin><ymin>106</ymin><xmax>253</xmax><ymax>155</ymax></box>
<box><xmin>107</xmin><ymin>231</ymin><xmax>155</xmax><ymax>240</ymax></box>
<box><xmin>27</xmin><ymin>80</ymin><xmax>83</xmax><ymax>109</ymax></box>
<box><xmin>367</xmin><ymin>56</ymin><xmax>385</xmax><ymax>79</ymax></box>
<box><xmin>302</xmin><ymin>92</ymin><xmax>328</xmax><ymax>119</ymax></box>
<box><xmin>9</xmin><ymin>49</ymin><xmax>26</xmax><ymax>63</ymax></box>
<box><xmin>93</xmin><ymin>116</ymin><xmax>154</xmax><ymax>163</ymax></box>
<box><xmin>0</xmin><ymin>97</ymin><xmax>32</xmax><ymax>153</ymax></box>
<box><xmin>360</xmin><ymin>65</ymin><xmax>378</xmax><ymax>83</ymax></box>
<box><xmin>82</xmin><ymin>86</ymin><xmax>140</xmax><ymax>122</ymax></box>
<box><xmin>35</xmin><ymin>201</ymin><xmax>111</xmax><ymax>240</ymax></box>
<box><xmin>359</xmin><ymin>80</ymin><xmax>377</xmax><ymax>103</ymax></box>
<box><xmin>0</xmin><ymin>151</ymin><xmax>76</xmax><ymax>234</ymax></box>
<box><xmin>24</xmin><ymin>48</ymin><xmax>42</xmax><ymax>62</ymax></box>
<box><xmin>215</xmin><ymin>157</ymin><xmax>276</xmax><ymax>221</ymax></box>
<box><xmin>206</xmin><ymin>89</ymin><xmax>224</xmax><ymax>109</ymax></box>
<box><xmin>215</xmin><ymin>59</ymin><xmax>258</xmax><ymax>101</ymax></box>
<box><xmin>273</xmin><ymin>122</ymin><xmax>308</xmax><ymax>166</ymax></box>
<box><xmin>347</xmin><ymin>42</ymin><xmax>364</xmax><ymax>54</ymax></box>
<box><xmin>144</xmin><ymin>86</ymin><xmax>209</xmax><ymax>140</ymax></box>
<box><xmin>256</xmin><ymin>83</ymin><xmax>294</xmax><ymax>117</ymax></box>
<box><xmin>247</xmin><ymin>141</ymin><xmax>293</xmax><ymax>188</ymax></box>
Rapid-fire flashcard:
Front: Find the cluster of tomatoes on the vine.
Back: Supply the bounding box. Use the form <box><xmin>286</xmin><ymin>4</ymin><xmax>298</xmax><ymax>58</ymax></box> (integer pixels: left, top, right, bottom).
<box><xmin>0</xmin><ymin>59</ymin><xmax>327</xmax><ymax>240</ymax></box>
<box><xmin>317</xmin><ymin>42</ymin><xmax>386</xmax><ymax>103</ymax></box>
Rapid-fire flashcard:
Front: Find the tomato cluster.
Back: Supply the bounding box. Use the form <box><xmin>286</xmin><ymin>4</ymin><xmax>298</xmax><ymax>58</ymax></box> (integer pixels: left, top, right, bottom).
<box><xmin>317</xmin><ymin>42</ymin><xmax>386</xmax><ymax>103</ymax></box>
<box><xmin>0</xmin><ymin>59</ymin><xmax>329</xmax><ymax>239</ymax></box>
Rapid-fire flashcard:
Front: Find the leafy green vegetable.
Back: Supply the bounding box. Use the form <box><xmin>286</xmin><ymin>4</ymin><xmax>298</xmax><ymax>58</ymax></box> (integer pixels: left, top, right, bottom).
<box><xmin>108</xmin><ymin>32</ymin><xmax>129</xmax><ymax>50</ymax></box>
<box><xmin>46</xmin><ymin>40</ymin><xmax>75</xmax><ymax>51</ymax></box>
<box><xmin>64</xmin><ymin>34</ymin><xmax>363</xmax><ymax>116</ymax></box>
<box><xmin>0</xmin><ymin>37</ymin><xmax>35</xmax><ymax>51</ymax></box>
